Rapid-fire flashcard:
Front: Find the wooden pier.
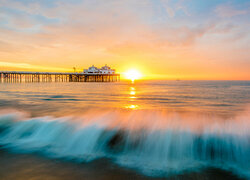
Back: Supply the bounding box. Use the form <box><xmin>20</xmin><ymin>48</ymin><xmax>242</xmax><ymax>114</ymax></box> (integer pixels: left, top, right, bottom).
<box><xmin>0</xmin><ymin>71</ymin><xmax>120</xmax><ymax>83</ymax></box>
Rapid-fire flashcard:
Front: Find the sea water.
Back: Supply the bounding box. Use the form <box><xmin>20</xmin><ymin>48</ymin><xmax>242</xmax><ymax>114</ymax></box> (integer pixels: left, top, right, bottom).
<box><xmin>0</xmin><ymin>80</ymin><xmax>249</xmax><ymax>179</ymax></box>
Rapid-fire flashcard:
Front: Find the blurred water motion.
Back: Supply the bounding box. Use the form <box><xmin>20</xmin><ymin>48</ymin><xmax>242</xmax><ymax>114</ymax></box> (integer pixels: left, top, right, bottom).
<box><xmin>0</xmin><ymin>80</ymin><xmax>249</xmax><ymax>179</ymax></box>
<box><xmin>0</xmin><ymin>109</ymin><xmax>249</xmax><ymax>178</ymax></box>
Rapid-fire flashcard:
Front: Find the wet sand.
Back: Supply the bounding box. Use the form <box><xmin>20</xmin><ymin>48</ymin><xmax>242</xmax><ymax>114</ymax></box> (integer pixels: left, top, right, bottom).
<box><xmin>0</xmin><ymin>150</ymin><xmax>244</xmax><ymax>180</ymax></box>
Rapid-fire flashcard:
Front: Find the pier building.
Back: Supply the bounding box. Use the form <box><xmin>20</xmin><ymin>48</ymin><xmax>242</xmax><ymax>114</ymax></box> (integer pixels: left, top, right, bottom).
<box><xmin>83</xmin><ymin>65</ymin><xmax>115</xmax><ymax>74</ymax></box>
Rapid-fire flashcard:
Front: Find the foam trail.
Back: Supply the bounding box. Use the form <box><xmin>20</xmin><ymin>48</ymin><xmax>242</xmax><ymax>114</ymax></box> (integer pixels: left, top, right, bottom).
<box><xmin>0</xmin><ymin>111</ymin><xmax>249</xmax><ymax>178</ymax></box>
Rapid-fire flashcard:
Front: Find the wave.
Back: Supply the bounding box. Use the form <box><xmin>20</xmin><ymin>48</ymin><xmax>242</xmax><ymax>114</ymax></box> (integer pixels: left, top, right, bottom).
<box><xmin>0</xmin><ymin>110</ymin><xmax>249</xmax><ymax>178</ymax></box>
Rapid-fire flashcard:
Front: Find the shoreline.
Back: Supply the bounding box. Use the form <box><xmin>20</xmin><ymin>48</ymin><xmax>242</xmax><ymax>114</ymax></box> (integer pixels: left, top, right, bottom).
<box><xmin>0</xmin><ymin>149</ymin><xmax>245</xmax><ymax>180</ymax></box>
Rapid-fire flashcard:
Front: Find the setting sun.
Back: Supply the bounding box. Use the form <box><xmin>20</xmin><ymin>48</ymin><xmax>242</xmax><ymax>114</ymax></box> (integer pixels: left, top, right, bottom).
<box><xmin>124</xmin><ymin>69</ymin><xmax>142</xmax><ymax>81</ymax></box>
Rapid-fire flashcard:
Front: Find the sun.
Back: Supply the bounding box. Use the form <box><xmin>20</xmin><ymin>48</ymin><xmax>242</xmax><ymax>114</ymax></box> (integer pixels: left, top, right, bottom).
<box><xmin>124</xmin><ymin>69</ymin><xmax>142</xmax><ymax>81</ymax></box>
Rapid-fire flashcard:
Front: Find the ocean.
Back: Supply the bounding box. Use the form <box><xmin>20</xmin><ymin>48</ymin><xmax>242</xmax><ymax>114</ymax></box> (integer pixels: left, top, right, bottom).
<box><xmin>0</xmin><ymin>80</ymin><xmax>249</xmax><ymax>179</ymax></box>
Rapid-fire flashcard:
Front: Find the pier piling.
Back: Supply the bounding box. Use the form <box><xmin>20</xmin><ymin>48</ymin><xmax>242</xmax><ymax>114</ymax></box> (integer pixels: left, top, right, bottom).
<box><xmin>0</xmin><ymin>71</ymin><xmax>120</xmax><ymax>83</ymax></box>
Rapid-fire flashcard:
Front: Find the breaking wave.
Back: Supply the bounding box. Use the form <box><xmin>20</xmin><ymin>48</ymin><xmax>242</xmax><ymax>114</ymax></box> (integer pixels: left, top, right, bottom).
<box><xmin>0</xmin><ymin>110</ymin><xmax>249</xmax><ymax>178</ymax></box>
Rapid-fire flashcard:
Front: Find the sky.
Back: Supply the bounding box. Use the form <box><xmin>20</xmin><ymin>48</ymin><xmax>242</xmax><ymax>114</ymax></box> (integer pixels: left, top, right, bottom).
<box><xmin>0</xmin><ymin>0</ymin><xmax>249</xmax><ymax>80</ymax></box>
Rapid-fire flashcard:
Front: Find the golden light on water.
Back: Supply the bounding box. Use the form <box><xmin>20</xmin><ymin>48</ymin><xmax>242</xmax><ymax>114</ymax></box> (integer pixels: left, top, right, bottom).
<box><xmin>129</xmin><ymin>86</ymin><xmax>137</xmax><ymax>99</ymax></box>
<box><xmin>125</xmin><ymin>105</ymin><xmax>139</xmax><ymax>109</ymax></box>
<box><xmin>124</xmin><ymin>69</ymin><xmax>142</xmax><ymax>81</ymax></box>
<box><xmin>130</xmin><ymin>91</ymin><xmax>136</xmax><ymax>95</ymax></box>
<box><xmin>124</xmin><ymin>86</ymin><xmax>139</xmax><ymax>109</ymax></box>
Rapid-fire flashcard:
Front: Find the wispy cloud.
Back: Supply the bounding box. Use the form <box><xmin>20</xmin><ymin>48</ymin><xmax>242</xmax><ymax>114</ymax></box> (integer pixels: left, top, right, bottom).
<box><xmin>0</xmin><ymin>0</ymin><xmax>249</xmax><ymax>79</ymax></box>
<box><xmin>215</xmin><ymin>3</ymin><xmax>249</xmax><ymax>18</ymax></box>
<box><xmin>0</xmin><ymin>61</ymin><xmax>71</xmax><ymax>72</ymax></box>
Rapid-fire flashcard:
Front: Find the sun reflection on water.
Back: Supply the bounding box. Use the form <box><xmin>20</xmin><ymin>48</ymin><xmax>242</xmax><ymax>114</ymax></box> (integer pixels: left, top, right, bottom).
<box><xmin>125</xmin><ymin>104</ymin><xmax>139</xmax><ymax>109</ymax></box>
<box><xmin>130</xmin><ymin>91</ymin><xmax>136</xmax><ymax>95</ymax></box>
<box><xmin>125</xmin><ymin>85</ymin><xmax>139</xmax><ymax>109</ymax></box>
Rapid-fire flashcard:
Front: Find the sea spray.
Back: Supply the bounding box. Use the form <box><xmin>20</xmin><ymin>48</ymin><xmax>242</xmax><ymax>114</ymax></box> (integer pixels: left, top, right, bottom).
<box><xmin>0</xmin><ymin>110</ymin><xmax>249</xmax><ymax>178</ymax></box>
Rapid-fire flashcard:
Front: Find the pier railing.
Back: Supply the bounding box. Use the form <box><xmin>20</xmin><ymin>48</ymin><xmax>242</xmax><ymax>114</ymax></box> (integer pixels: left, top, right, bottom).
<box><xmin>0</xmin><ymin>71</ymin><xmax>120</xmax><ymax>83</ymax></box>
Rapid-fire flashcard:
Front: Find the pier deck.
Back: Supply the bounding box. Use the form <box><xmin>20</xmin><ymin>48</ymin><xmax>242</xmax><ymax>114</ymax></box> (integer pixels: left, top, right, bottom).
<box><xmin>0</xmin><ymin>71</ymin><xmax>120</xmax><ymax>83</ymax></box>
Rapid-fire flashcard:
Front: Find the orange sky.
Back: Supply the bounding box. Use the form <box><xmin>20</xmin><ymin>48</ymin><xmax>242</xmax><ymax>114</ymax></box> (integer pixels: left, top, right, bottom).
<box><xmin>0</xmin><ymin>0</ymin><xmax>249</xmax><ymax>80</ymax></box>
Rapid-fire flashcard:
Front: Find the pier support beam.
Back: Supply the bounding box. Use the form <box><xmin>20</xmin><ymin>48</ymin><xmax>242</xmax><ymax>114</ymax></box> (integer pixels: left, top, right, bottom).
<box><xmin>0</xmin><ymin>72</ymin><xmax>120</xmax><ymax>83</ymax></box>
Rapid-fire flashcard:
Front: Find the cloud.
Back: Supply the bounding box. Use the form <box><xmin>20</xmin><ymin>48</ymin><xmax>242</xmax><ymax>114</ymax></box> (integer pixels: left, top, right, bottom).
<box><xmin>0</xmin><ymin>61</ymin><xmax>71</xmax><ymax>71</ymax></box>
<box><xmin>0</xmin><ymin>1</ymin><xmax>247</xmax><ymax>49</ymax></box>
<box><xmin>215</xmin><ymin>3</ymin><xmax>249</xmax><ymax>18</ymax></box>
<box><xmin>0</xmin><ymin>0</ymin><xmax>249</xmax><ymax>79</ymax></box>
<box><xmin>0</xmin><ymin>40</ymin><xmax>14</xmax><ymax>52</ymax></box>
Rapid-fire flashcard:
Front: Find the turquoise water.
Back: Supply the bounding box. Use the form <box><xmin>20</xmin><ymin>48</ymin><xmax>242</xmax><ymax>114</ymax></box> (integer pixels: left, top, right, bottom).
<box><xmin>0</xmin><ymin>80</ymin><xmax>249</xmax><ymax>179</ymax></box>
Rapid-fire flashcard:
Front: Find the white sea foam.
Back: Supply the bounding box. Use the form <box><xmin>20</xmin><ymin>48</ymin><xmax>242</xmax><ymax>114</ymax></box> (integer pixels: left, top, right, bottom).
<box><xmin>0</xmin><ymin>110</ymin><xmax>249</xmax><ymax>178</ymax></box>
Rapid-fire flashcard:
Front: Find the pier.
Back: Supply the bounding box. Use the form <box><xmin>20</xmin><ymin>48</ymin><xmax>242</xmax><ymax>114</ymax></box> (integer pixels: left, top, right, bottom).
<box><xmin>0</xmin><ymin>71</ymin><xmax>120</xmax><ymax>83</ymax></box>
